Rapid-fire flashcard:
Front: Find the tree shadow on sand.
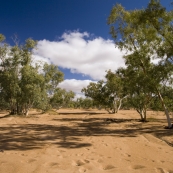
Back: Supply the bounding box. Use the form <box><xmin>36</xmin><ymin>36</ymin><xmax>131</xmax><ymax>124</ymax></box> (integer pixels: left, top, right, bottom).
<box><xmin>0</xmin><ymin>115</ymin><xmax>172</xmax><ymax>151</ymax></box>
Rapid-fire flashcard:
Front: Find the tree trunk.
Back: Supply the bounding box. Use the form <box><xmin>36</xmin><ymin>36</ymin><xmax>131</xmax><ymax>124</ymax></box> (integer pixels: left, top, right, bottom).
<box><xmin>10</xmin><ymin>100</ymin><xmax>17</xmax><ymax>115</ymax></box>
<box><xmin>25</xmin><ymin>109</ymin><xmax>29</xmax><ymax>116</ymax></box>
<box><xmin>137</xmin><ymin>108</ymin><xmax>147</xmax><ymax>122</ymax></box>
<box><xmin>113</xmin><ymin>99</ymin><xmax>117</xmax><ymax>114</ymax></box>
<box><xmin>117</xmin><ymin>98</ymin><xmax>123</xmax><ymax>113</ymax></box>
<box><xmin>157</xmin><ymin>90</ymin><xmax>172</xmax><ymax>128</ymax></box>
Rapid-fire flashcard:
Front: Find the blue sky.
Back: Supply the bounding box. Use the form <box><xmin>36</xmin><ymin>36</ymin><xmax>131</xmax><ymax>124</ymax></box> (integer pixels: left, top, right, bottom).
<box><xmin>0</xmin><ymin>0</ymin><xmax>172</xmax><ymax>97</ymax></box>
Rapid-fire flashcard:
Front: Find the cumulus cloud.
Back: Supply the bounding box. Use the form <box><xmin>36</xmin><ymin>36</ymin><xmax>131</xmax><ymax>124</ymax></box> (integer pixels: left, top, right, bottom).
<box><xmin>33</xmin><ymin>31</ymin><xmax>125</xmax><ymax>80</ymax></box>
<box><xmin>32</xmin><ymin>54</ymin><xmax>50</xmax><ymax>66</ymax></box>
<box><xmin>58</xmin><ymin>79</ymin><xmax>97</xmax><ymax>99</ymax></box>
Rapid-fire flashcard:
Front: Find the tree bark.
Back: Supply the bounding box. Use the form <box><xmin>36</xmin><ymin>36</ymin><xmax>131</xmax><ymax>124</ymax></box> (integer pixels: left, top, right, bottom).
<box><xmin>157</xmin><ymin>90</ymin><xmax>172</xmax><ymax>128</ymax></box>
<box><xmin>117</xmin><ymin>98</ymin><xmax>123</xmax><ymax>113</ymax></box>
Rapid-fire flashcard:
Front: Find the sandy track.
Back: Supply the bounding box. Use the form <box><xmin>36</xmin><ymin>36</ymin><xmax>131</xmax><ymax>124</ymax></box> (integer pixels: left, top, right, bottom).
<box><xmin>0</xmin><ymin>109</ymin><xmax>173</xmax><ymax>173</ymax></box>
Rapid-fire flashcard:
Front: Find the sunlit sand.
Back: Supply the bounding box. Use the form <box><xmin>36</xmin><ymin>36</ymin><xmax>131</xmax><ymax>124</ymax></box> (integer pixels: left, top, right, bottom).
<box><xmin>0</xmin><ymin>109</ymin><xmax>173</xmax><ymax>173</ymax></box>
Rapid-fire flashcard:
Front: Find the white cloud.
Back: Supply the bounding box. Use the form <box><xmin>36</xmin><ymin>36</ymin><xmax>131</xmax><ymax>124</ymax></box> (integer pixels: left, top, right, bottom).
<box><xmin>59</xmin><ymin>79</ymin><xmax>97</xmax><ymax>99</ymax></box>
<box><xmin>32</xmin><ymin>54</ymin><xmax>51</xmax><ymax>66</ymax></box>
<box><xmin>33</xmin><ymin>31</ymin><xmax>125</xmax><ymax>80</ymax></box>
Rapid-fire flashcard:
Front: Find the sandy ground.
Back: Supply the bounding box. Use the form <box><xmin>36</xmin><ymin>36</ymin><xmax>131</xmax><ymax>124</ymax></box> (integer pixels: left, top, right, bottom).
<box><xmin>0</xmin><ymin>109</ymin><xmax>173</xmax><ymax>173</ymax></box>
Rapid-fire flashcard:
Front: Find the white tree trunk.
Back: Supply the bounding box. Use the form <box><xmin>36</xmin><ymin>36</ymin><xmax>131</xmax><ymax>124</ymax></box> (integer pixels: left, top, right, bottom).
<box><xmin>113</xmin><ymin>99</ymin><xmax>117</xmax><ymax>113</ymax></box>
<box><xmin>158</xmin><ymin>91</ymin><xmax>172</xmax><ymax>128</ymax></box>
<box><xmin>117</xmin><ymin>98</ymin><xmax>123</xmax><ymax>113</ymax></box>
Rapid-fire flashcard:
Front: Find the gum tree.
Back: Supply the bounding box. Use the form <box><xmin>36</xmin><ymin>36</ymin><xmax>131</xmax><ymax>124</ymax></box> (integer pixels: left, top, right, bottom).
<box><xmin>50</xmin><ymin>88</ymin><xmax>75</xmax><ymax>109</ymax></box>
<box><xmin>0</xmin><ymin>34</ymin><xmax>64</xmax><ymax>115</ymax></box>
<box><xmin>82</xmin><ymin>70</ymin><xmax>126</xmax><ymax>113</ymax></box>
<box><xmin>108</xmin><ymin>0</ymin><xmax>173</xmax><ymax>127</ymax></box>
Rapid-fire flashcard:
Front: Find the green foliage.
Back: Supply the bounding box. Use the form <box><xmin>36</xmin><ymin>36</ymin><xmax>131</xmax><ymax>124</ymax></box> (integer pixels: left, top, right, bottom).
<box><xmin>0</xmin><ymin>34</ymin><xmax>5</xmax><ymax>42</ymax></box>
<box><xmin>150</xmin><ymin>86</ymin><xmax>173</xmax><ymax>111</ymax></box>
<box><xmin>80</xmin><ymin>98</ymin><xmax>94</xmax><ymax>109</ymax></box>
<box><xmin>82</xmin><ymin>70</ymin><xmax>126</xmax><ymax>113</ymax></box>
<box><xmin>43</xmin><ymin>63</ymin><xmax>64</xmax><ymax>91</ymax></box>
<box><xmin>73</xmin><ymin>97</ymin><xmax>94</xmax><ymax>109</ymax></box>
<box><xmin>50</xmin><ymin>88</ymin><xmax>75</xmax><ymax>109</ymax></box>
<box><xmin>0</xmin><ymin>34</ymin><xmax>64</xmax><ymax>115</ymax></box>
<box><xmin>108</xmin><ymin>0</ymin><xmax>173</xmax><ymax>124</ymax></box>
<box><xmin>116</xmin><ymin>65</ymin><xmax>154</xmax><ymax>121</ymax></box>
